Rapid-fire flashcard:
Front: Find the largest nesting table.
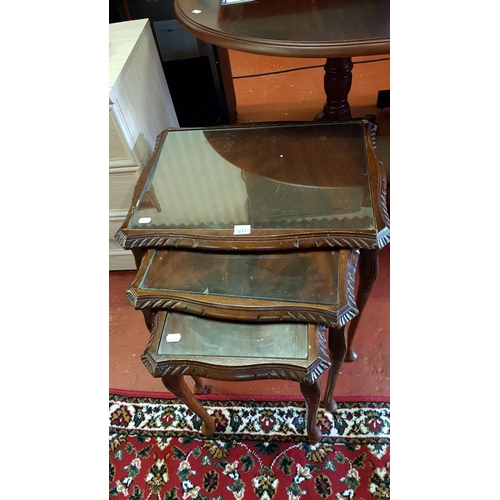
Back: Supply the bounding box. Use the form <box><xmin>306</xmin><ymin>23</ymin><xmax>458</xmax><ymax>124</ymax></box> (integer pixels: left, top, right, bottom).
<box><xmin>115</xmin><ymin>119</ymin><xmax>390</xmax><ymax>441</ymax></box>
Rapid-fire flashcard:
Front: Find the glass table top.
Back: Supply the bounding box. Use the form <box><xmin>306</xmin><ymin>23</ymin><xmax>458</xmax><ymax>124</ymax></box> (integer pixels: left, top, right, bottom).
<box><xmin>158</xmin><ymin>312</ymin><xmax>309</xmax><ymax>360</ymax></box>
<box><xmin>116</xmin><ymin>120</ymin><xmax>390</xmax><ymax>251</ymax></box>
<box><xmin>142</xmin><ymin>312</ymin><xmax>331</xmax><ymax>382</ymax></box>
<box><xmin>140</xmin><ymin>249</ymin><xmax>339</xmax><ymax>306</ymax></box>
<box><xmin>127</xmin><ymin>248</ymin><xmax>359</xmax><ymax>328</ymax></box>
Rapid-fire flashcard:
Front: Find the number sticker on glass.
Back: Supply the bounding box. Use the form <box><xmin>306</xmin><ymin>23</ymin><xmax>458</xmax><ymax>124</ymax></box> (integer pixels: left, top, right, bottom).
<box><xmin>166</xmin><ymin>333</ymin><xmax>181</xmax><ymax>343</ymax></box>
<box><xmin>138</xmin><ymin>217</ymin><xmax>152</xmax><ymax>224</ymax></box>
<box><xmin>233</xmin><ymin>225</ymin><xmax>251</xmax><ymax>235</ymax></box>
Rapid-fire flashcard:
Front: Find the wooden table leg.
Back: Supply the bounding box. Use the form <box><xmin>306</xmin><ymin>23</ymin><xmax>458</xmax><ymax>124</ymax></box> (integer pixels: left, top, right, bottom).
<box><xmin>161</xmin><ymin>374</ymin><xmax>216</xmax><ymax>436</ymax></box>
<box><xmin>345</xmin><ymin>249</ymin><xmax>379</xmax><ymax>362</ymax></box>
<box><xmin>323</xmin><ymin>325</ymin><xmax>347</xmax><ymax>413</ymax></box>
<box><xmin>191</xmin><ymin>375</ymin><xmax>206</xmax><ymax>394</ymax></box>
<box><xmin>299</xmin><ymin>379</ymin><xmax>322</xmax><ymax>442</ymax></box>
<box><xmin>315</xmin><ymin>57</ymin><xmax>353</xmax><ymax>122</ymax></box>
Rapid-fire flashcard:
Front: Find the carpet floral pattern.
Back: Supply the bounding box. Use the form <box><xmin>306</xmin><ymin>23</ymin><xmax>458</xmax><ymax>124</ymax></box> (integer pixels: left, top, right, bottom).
<box><xmin>109</xmin><ymin>393</ymin><xmax>389</xmax><ymax>499</ymax></box>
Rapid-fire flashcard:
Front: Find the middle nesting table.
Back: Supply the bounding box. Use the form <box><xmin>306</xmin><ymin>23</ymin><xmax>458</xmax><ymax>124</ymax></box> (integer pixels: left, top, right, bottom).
<box><xmin>127</xmin><ymin>247</ymin><xmax>359</xmax><ymax>442</ymax></box>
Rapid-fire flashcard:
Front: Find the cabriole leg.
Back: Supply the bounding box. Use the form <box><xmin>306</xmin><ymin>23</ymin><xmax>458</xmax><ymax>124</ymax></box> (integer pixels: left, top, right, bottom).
<box><xmin>191</xmin><ymin>375</ymin><xmax>206</xmax><ymax>394</ymax></box>
<box><xmin>324</xmin><ymin>325</ymin><xmax>347</xmax><ymax>413</ymax></box>
<box><xmin>299</xmin><ymin>379</ymin><xmax>322</xmax><ymax>443</ymax></box>
<box><xmin>161</xmin><ymin>374</ymin><xmax>216</xmax><ymax>436</ymax></box>
<box><xmin>345</xmin><ymin>249</ymin><xmax>379</xmax><ymax>361</ymax></box>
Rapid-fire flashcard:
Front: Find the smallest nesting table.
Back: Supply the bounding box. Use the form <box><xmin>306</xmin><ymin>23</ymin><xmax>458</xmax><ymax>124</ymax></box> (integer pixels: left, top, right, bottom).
<box><xmin>142</xmin><ymin>311</ymin><xmax>332</xmax><ymax>442</ymax></box>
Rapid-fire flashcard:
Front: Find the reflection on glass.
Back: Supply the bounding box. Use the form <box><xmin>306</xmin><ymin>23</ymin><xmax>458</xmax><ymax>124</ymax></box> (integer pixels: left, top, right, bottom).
<box><xmin>129</xmin><ymin>122</ymin><xmax>375</xmax><ymax>232</ymax></box>
<box><xmin>142</xmin><ymin>250</ymin><xmax>339</xmax><ymax>305</ymax></box>
<box><xmin>158</xmin><ymin>312</ymin><xmax>309</xmax><ymax>359</ymax></box>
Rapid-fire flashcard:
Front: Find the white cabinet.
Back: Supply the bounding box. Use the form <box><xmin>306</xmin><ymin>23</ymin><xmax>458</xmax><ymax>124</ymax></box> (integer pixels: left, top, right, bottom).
<box><xmin>109</xmin><ymin>19</ymin><xmax>179</xmax><ymax>270</ymax></box>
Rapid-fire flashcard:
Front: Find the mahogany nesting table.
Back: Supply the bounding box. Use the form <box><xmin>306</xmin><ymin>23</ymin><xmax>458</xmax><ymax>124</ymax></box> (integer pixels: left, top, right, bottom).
<box><xmin>115</xmin><ymin>119</ymin><xmax>390</xmax><ymax>441</ymax></box>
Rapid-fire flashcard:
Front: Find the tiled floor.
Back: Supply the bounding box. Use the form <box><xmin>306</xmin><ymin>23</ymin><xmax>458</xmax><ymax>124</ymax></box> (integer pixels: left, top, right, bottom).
<box><xmin>109</xmin><ymin>50</ymin><xmax>390</xmax><ymax>399</ymax></box>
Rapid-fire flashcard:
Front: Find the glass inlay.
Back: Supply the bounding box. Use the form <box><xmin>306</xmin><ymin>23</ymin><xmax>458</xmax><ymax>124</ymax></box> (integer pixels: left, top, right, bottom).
<box><xmin>128</xmin><ymin>122</ymin><xmax>375</xmax><ymax>232</ymax></box>
<box><xmin>158</xmin><ymin>312</ymin><xmax>309</xmax><ymax>359</ymax></box>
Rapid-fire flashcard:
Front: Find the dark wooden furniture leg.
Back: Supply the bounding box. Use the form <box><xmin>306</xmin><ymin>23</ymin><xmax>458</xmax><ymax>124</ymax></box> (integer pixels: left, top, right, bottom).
<box><xmin>345</xmin><ymin>249</ymin><xmax>379</xmax><ymax>362</ymax></box>
<box><xmin>323</xmin><ymin>325</ymin><xmax>347</xmax><ymax>413</ymax></box>
<box><xmin>161</xmin><ymin>374</ymin><xmax>216</xmax><ymax>436</ymax></box>
<box><xmin>315</xmin><ymin>57</ymin><xmax>353</xmax><ymax>122</ymax></box>
<box><xmin>299</xmin><ymin>379</ymin><xmax>322</xmax><ymax>442</ymax></box>
<box><xmin>191</xmin><ymin>375</ymin><xmax>206</xmax><ymax>394</ymax></box>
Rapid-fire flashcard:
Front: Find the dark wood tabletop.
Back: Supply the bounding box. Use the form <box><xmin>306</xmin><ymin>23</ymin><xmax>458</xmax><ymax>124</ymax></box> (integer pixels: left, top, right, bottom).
<box><xmin>126</xmin><ymin>247</ymin><xmax>359</xmax><ymax>328</ymax></box>
<box><xmin>174</xmin><ymin>0</ymin><xmax>390</xmax><ymax>58</ymax></box>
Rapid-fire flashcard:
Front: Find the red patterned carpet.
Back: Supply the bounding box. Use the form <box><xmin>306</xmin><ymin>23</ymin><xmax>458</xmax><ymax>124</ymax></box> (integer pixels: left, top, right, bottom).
<box><xmin>109</xmin><ymin>391</ymin><xmax>390</xmax><ymax>499</ymax></box>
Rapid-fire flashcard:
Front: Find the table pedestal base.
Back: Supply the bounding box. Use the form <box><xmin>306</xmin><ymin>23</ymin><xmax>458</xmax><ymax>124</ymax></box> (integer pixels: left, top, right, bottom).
<box><xmin>315</xmin><ymin>57</ymin><xmax>353</xmax><ymax>122</ymax></box>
